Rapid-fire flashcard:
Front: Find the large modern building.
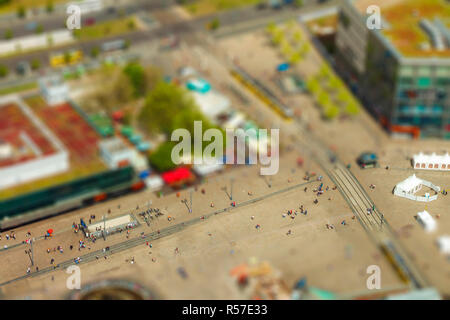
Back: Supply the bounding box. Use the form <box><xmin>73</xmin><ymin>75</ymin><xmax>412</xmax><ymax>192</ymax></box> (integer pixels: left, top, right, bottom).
<box><xmin>335</xmin><ymin>0</ymin><xmax>450</xmax><ymax>139</ymax></box>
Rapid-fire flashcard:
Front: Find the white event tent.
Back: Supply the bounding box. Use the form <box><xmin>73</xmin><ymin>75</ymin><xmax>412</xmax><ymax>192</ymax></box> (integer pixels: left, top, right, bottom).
<box><xmin>412</xmin><ymin>152</ymin><xmax>450</xmax><ymax>171</ymax></box>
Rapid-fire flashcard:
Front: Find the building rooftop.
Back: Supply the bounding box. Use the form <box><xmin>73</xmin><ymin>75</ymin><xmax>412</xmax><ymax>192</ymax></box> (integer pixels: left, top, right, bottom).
<box><xmin>0</xmin><ymin>103</ymin><xmax>57</xmax><ymax>168</ymax></box>
<box><xmin>354</xmin><ymin>0</ymin><xmax>450</xmax><ymax>58</ymax></box>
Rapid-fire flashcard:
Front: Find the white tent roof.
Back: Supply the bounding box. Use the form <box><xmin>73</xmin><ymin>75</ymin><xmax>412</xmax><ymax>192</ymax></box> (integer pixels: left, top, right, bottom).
<box><xmin>192</xmin><ymin>90</ymin><xmax>231</xmax><ymax>121</ymax></box>
<box><xmin>179</xmin><ymin>66</ymin><xmax>197</xmax><ymax>78</ymax></box>
<box><xmin>396</xmin><ymin>174</ymin><xmax>423</xmax><ymax>191</ymax></box>
<box><xmin>145</xmin><ymin>175</ymin><xmax>164</xmax><ymax>190</ymax></box>
<box><xmin>436</xmin><ymin>236</ymin><xmax>450</xmax><ymax>254</ymax></box>
<box><xmin>417</xmin><ymin>210</ymin><xmax>436</xmax><ymax>232</ymax></box>
<box><xmin>413</xmin><ymin>152</ymin><xmax>450</xmax><ymax>164</ymax></box>
<box><xmin>193</xmin><ymin>161</ymin><xmax>224</xmax><ymax>177</ymax></box>
<box><xmin>224</xmin><ymin>112</ymin><xmax>245</xmax><ymax>129</ymax></box>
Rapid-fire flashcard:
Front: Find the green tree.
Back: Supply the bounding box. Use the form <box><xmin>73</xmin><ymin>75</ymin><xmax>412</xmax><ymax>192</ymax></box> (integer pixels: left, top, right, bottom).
<box><xmin>124</xmin><ymin>62</ymin><xmax>147</xmax><ymax>97</ymax></box>
<box><xmin>337</xmin><ymin>88</ymin><xmax>350</xmax><ymax>103</ymax></box>
<box><xmin>265</xmin><ymin>22</ymin><xmax>277</xmax><ymax>34</ymax></box>
<box><xmin>139</xmin><ymin>81</ymin><xmax>192</xmax><ymax>135</ymax></box>
<box><xmin>319</xmin><ymin>63</ymin><xmax>331</xmax><ymax>79</ymax></box>
<box><xmin>294</xmin><ymin>0</ymin><xmax>303</xmax><ymax>8</ymax></box>
<box><xmin>73</xmin><ymin>29</ymin><xmax>81</xmax><ymax>38</ymax></box>
<box><xmin>299</xmin><ymin>42</ymin><xmax>310</xmax><ymax>56</ymax></box>
<box><xmin>318</xmin><ymin>90</ymin><xmax>330</xmax><ymax>107</ymax></box>
<box><xmin>328</xmin><ymin>75</ymin><xmax>341</xmax><ymax>91</ymax></box>
<box><xmin>4</xmin><ymin>29</ymin><xmax>12</xmax><ymax>40</ymax></box>
<box><xmin>90</xmin><ymin>46</ymin><xmax>100</xmax><ymax>58</ymax></box>
<box><xmin>306</xmin><ymin>77</ymin><xmax>320</xmax><ymax>94</ymax></box>
<box><xmin>148</xmin><ymin>141</ymin><xmax>177</xmax><ymax>172</ymax></box>
<box><xmin>271</xmin><ymin>32</ymin><xmax>283</xmax><ymax>46</ymax></box>
<box><xmin>209</xmin><ymin>18</ymin><xmax>220</xmax><ymax>30</ymax></box>
<box><xmin>127</xmin><ymin>19</ymin><xmax>136</xmax><ymax>30</ymax></box>
<box><xmin>0</xmin><ymin>64</ymin><xmax>9</xmax><ymax>78</ymax></box>
<box><xmin>17</xmin><ymin>6</ymin><xmax>25</xmax><ymax>18</ymax></box>
<box><xmin>35</xmin><ymin>24</ymin><xmax>44</xmax><ymax>34</ymax></box>
<box><xmin>293</xmin><ymin>30</ymin><xmax>302</xmax><ymax>43</ymax></box>
<box><xmin>31</xmin><ymin>59</ymin><xmax>41</xmax><ymax>70</ymax></box>
<box><xmin>139</xmin><ymin>81</ymin><xmax>215</xmax><ymax>136</ymax></box>
<box><xmin>123</xmin><ymin>63</ymin><xmax>161</xmax><ymax>97</ymax></box>
<box><xmin>289</xmin><ymin>52</ymin><xmax>301</xmax><ymax>65</ymax></box>
<box><xmin>287</xmin><ymin>19</ymin><xmax>296</xmax><ymax>30</ymax></box>
<box><xmin>324</xmin><ymin>104</ymin><xmax>340</xmax><ymax>119</ymax></box>
<box><xmin>46</xmin><ymin>1</ymin><xmax>54</xmax><ymax>13</ymax></box>
<box><xmin>345</xmin><ymin>101</ymin><xmax>360</xmax><ymax>116</ymax></box>
<box><xmin>281</xmin><ymin>42</ymin><xmax>293</xmax><ymax>57</ymax></box>
<box><xmin>64</xmin><ymin>52</ymin><xmax>71</xmax><ymax>64</ymax></box>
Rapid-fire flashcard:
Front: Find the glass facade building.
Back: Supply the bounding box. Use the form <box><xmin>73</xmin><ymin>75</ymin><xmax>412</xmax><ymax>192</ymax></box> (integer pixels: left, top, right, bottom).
<box><xmin>335</xmin><ymin>0</ymin><xmax>450</xmax><ymax>139</ymax></box>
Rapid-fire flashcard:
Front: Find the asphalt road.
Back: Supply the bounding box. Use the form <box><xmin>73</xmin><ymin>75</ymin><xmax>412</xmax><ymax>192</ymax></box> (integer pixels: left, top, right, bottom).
<box><xmin>0</xmin><ymin>0</ymin><xmax>172</xmax><ymax>35</ymax></box>
<box><xmin>0</xmin><ymin>0</ymin><xmax>335</xmax><ymax>76</ymax></box>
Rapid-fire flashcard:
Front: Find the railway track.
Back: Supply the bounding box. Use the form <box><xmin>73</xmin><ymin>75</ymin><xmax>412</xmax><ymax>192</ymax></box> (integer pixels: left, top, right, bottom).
<box><xmin>292</xmin><ymin>119</ymin><xmax>429</xmax><ymax>289</ymax></box>
<box><xmin>0</xmin><ymin>178</ymin><xmax>316</xmax><ymax>288</ymax></box>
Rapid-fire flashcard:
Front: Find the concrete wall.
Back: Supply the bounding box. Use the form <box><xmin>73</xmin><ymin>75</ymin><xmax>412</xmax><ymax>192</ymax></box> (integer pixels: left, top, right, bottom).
<box><xmin>0</xmin><ymin>151</ymin><xmax>69</xmax><ymax>190</ymax></box>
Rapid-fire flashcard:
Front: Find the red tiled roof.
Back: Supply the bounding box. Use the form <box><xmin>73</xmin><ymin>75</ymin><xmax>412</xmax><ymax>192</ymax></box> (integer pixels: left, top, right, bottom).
<box><xmin>161</xmin><ymin>167</ymin><xmax>192</xmax><ymax>184</ymax></box>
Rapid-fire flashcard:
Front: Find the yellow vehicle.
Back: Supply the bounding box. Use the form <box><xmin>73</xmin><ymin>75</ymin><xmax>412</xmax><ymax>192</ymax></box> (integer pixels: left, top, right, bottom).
<box><xmin>230</xmin><ymin>69</ymin><xmax>293</xmax><ymax>121</ymax></box>
<box><xmin>50</xmin><ymin>50</ymin><xmax>83</xmax><ymax>68</ymax></box>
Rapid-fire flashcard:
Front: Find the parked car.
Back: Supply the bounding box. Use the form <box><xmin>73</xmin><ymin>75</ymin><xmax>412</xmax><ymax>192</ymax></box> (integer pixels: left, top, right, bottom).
<box><xmin>357</xmin><ymin>152</ymin><xmax>378</xmax><ymax>169</ymax></box>
<box><xmin>16</xmin><ymin>61</ymin><xmax>30</xmax><ymax>75</ymax></box>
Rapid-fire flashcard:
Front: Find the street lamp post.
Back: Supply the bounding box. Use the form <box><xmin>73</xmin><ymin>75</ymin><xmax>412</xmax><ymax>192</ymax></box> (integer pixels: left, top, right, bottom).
<box><xmin>30</xmin><ymin>238</ymin><xmax>34</xmax><ymax>266</ymax></box>
<box><xmin>103</xmin><ymin>215</ymin><xmax>106</xmax><ymax>241</ymax></box>
<box><xmin>230</xmin><ymin>178</ymin><xmax>234</xmax><ymax>201</ymax></box>
<box><xmin>189</xmin><ymin>190</ymin><xmax>193</xmax><ymax>213</ymax></box>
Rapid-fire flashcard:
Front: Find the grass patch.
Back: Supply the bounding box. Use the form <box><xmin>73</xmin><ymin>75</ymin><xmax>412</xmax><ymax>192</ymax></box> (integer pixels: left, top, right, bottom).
<box><xmin>184</xmin><ymin>0</ymin><xmax>261</xmax><ymax>16</ymax></box>
<box><xmin>381</xmin><ymin>0</ymin><xmax>450</xmax><ymax>57</ymax></box>
<box><xmin>73</xmin><ymin>16</ymin><xmax>138</xmax><ymax>41</ymax></box>
<box><xmin>0</xmin><ymin>0</ymin><xmax>65</xmax><ymax>15</ymax></box>
<box><xmin>0</xmin><ymin>82</ymin><xmax>37</xmax><ymax>95</ymax></box>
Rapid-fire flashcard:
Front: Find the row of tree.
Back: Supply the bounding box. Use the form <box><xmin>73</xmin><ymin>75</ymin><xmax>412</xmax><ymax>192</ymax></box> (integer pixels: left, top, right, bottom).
<box><xmin>266</xmin><ymin>20</ymin><xmax>310</xmax><ymax>66</ymax></box>
<box><xmin>0</xmin><ymin>59</ymin><xmax>41</xmax><ymax>77</ymax></box>
<box><xmin>306</xmin><ymin>63</ymin><xmax>360</xmax><ymax>119</ymax></box>
<box><xmin>14</xmin><ymin>1</ymin><xmax>54</xmax><ymax>19</ymax></box>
